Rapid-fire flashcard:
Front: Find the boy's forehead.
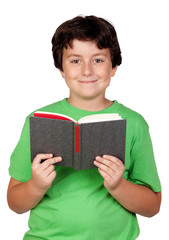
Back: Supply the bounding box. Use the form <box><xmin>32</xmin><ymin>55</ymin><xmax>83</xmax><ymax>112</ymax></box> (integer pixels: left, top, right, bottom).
<box><xmin>63</xmin><ymin>39</ymin><xmax>110</xmax><ymax>57</ymax></box>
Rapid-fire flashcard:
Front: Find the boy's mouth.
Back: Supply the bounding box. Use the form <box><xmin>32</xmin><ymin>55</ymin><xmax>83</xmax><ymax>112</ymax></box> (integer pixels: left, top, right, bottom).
<box><xmin>78</xmin><ymin>80</ymin><xmax>98</xmax><ymax>84</ymax></box>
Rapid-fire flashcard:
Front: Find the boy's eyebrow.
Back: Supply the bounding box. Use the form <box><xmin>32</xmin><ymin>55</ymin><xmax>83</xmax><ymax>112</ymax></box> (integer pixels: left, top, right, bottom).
<box><xmin>66</xmin><ymin>53</ymin><xmax>108</xmax><ymax>58</ymax></box>
<box><xmin>66</xmin><ymin>54</ymin><xmax>82</xmax><ymax>58</ymax></box>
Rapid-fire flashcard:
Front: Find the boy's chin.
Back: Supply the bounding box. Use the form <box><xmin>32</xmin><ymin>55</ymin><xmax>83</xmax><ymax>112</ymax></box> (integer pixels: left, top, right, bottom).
<box><xmin>77</xmin><ymin>93</ymin><xmax>104</xmax><ymax>101</ymax></box>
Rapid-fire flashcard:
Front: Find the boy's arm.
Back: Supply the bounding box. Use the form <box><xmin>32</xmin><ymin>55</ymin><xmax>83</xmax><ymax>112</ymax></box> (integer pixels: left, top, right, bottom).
<box><xmin>94</xmin><ymin>155</ymin><xmax>161</xmax><ymax>217</ymax></box>
<box><xmin>7</xmin><ymin>154</ymin><xmax>62</xmax><ymax>214</ymax></box>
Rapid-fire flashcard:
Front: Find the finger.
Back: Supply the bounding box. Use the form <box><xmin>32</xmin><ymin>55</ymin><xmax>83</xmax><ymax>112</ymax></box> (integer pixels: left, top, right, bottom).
<box><xmin>98</xmin><ymin>167</ymin><xmax>111</xmax><ymax>180</ymax></box>
<box><xmin>102</xmin><ymin>155</ymin><xmax>124</xmax><ymax>167</ymax></box>
<box><xmin>95</xmin><ymin>156</ymin><xmax>121</xmax><ymax>172</ymax></box>
<box><xmin>43</xmin><ymin>164</ymin><xmax>55</xmax><ymax>177</ymax></box>
<box><xmin>41</xmin><ymin>156</ymin><xmax>62</xmax><ymax>170</ymax></box>
<box><xmin>48</xmin><ymin>170</ymin><xmax>57</xmax><ymax>182</ymax></box>
<box><xmin>95</xmin><ymin>156</ymin><xmax>122</xmax><ymax>173</ymax></box>
<box><xmin>33</xmin><ymin>153</ymin><xmax>53</xmax><ymax>165</ymax></box>
<box><xmin>94</xmin><ymin>160</ymin><xmax>115</xmax><ymax>177</ymax></box>
<box><xmin>101</xmin><ymin>155</ymin><xmax>125</xmax><ymax>176</ymax></box>
<box><xmin>95</xmin><ymin>156</ymin><xmax>114</xmax><ymax>168</ymax></box>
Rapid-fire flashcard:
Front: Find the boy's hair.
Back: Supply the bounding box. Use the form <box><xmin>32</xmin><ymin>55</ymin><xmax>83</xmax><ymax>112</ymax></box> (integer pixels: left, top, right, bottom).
<box><xmin>52</xmin><ymin>15</ymin><xmax>122</xmax><ymax>71</ymax></box>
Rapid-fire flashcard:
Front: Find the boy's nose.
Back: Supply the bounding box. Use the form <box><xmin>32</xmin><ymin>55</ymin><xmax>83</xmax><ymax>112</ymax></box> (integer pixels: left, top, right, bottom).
<box><xmin>82</xmin><ymin>62</ymin><xmax>93</xmax><ymax>76</ymax></box>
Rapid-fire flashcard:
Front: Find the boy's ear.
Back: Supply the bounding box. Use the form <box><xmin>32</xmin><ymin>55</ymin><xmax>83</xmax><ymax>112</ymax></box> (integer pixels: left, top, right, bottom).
<box><xmin>59</xmin><ymin>69</ymin><xmax>65</xmax><ymax>78</ymax></box>
<box><xmin>111</xmin><ymin>66</ymin><xmax>118</xmax><ymax>77</ymax></box>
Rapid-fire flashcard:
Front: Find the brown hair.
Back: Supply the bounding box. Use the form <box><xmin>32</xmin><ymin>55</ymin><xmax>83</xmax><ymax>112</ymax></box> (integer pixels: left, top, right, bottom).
<box><xmin>52</xmin><ymin>15</ymin><xmax>122</xmax><ymax>71</ymax></box>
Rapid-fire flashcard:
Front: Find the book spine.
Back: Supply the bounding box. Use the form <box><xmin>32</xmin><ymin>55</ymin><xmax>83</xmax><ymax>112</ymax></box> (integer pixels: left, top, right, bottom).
<box><xmin>75</xmin><ymin>125</ymin><xmax>79</xmax><ymax>153</ymax></box>
<box><xmin>73</xmin><ymin>123</ymin><xmax>81</xmax><ymax>170</ymax></box>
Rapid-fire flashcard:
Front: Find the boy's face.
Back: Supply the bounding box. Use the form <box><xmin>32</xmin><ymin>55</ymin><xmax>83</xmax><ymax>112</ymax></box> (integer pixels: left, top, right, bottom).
<box><xmin>60</xmin><ymin>39</ymin><xmax>117</xmax><ymax>101</ymax></box>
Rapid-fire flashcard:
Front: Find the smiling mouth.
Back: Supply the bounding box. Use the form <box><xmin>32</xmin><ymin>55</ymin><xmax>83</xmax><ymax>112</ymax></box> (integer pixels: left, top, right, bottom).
<box><xmin>79</xmin><ymin>80</ymin><xmax>98</xmax><ymax>84</ymax></box>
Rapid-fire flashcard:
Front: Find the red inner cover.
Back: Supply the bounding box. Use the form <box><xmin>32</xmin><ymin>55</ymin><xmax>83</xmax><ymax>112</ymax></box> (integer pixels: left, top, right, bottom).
<box><xmin>34</xmin><ymin>112</ymin><xmax>73</xmax><ymax>122</ymax></box>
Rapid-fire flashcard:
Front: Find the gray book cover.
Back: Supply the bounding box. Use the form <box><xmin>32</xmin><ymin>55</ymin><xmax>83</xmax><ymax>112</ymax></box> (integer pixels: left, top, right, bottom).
<box><xmin>29</xmin><ymin>117</ymin><xmax>126</xmax><ymax>170</ymax></box>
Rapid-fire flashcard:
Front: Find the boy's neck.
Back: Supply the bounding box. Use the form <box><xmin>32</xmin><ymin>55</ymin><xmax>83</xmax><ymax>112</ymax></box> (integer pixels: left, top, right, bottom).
<box><xmin>67</xmin><ymin>95</ymin><xmax>113</xmax><ymax>112</ymax></box>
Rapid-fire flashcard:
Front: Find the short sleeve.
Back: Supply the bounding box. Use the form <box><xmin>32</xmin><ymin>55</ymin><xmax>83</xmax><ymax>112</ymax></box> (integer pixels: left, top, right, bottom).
<box><xmin>128</xmin><ymin>118</ymin><xmax>161</xmax><ymax>192</ymax></box>
<box><xmin>9</xmin><ymin>116</ymin><xmax>32</xmax><ymax>182</ymax></box>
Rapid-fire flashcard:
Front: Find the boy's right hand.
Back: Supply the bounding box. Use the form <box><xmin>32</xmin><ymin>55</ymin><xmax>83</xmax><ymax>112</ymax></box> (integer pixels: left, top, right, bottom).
<box><xmin>7</xmin><ymin>154</ymin><xmax>62</xmax><ymax>214</ymax></box>
<box><xmin>30</xmin><ymin>153</ymin><xmax>62</xmax><ymax>193</ymax></box>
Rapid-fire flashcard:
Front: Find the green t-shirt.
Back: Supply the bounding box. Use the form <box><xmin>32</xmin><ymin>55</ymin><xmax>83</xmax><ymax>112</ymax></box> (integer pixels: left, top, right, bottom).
<box><xmin>9</xmin><ymin>99</ymin><xmax>161</xmax><ymax>240</ymax></box>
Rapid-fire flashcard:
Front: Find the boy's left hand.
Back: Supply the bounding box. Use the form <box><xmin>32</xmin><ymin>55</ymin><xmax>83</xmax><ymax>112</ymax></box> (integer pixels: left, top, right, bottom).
<box><xmin>94</xmin><ymin>155</ymin><xmax>125</xmax><ymax>193</ymax></box>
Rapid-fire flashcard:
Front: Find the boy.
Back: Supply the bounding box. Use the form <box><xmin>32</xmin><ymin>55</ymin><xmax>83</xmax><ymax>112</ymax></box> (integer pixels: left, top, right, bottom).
<box><xmin>7</xmin><ymin>15</ymin><xmax>161</xmax><ymax>240</ymax></box>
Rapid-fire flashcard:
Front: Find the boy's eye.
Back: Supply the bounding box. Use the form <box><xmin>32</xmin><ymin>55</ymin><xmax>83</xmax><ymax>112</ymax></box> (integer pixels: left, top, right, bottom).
<box><xmin>94</xmin><ymin>59</ymin><xmax>104</xmax><ymax>63</ymax></box>
<box><xmin>71</xmin><ymin>59</ymin><xmax>80</xmax><ymax>64</ymax></box>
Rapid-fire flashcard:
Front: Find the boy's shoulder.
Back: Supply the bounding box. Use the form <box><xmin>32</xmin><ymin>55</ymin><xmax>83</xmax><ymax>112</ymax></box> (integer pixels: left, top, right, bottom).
<box><xmin>116</xmin><ymin>101</ymin><xmax>148</xmax><ymax>128</ymax></box>
<box><xmin>28</xmin><ymin>99</ymin><xmax>67</xmax><ymax>117</ymax></box>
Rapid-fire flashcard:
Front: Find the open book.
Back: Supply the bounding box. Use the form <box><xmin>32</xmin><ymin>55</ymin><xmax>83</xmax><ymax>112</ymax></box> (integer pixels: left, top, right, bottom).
<box><xmin>29</xmin><ymin>111</ymin><xmax>126</xmax><ymax>170</ymax></box>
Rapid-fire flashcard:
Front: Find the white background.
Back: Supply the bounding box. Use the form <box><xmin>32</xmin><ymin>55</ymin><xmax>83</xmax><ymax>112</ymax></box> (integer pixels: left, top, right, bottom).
<box><xmin>1</xmin><ymin>0</ymin><xmax>169</xmax><ymax>239</ymax></box>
